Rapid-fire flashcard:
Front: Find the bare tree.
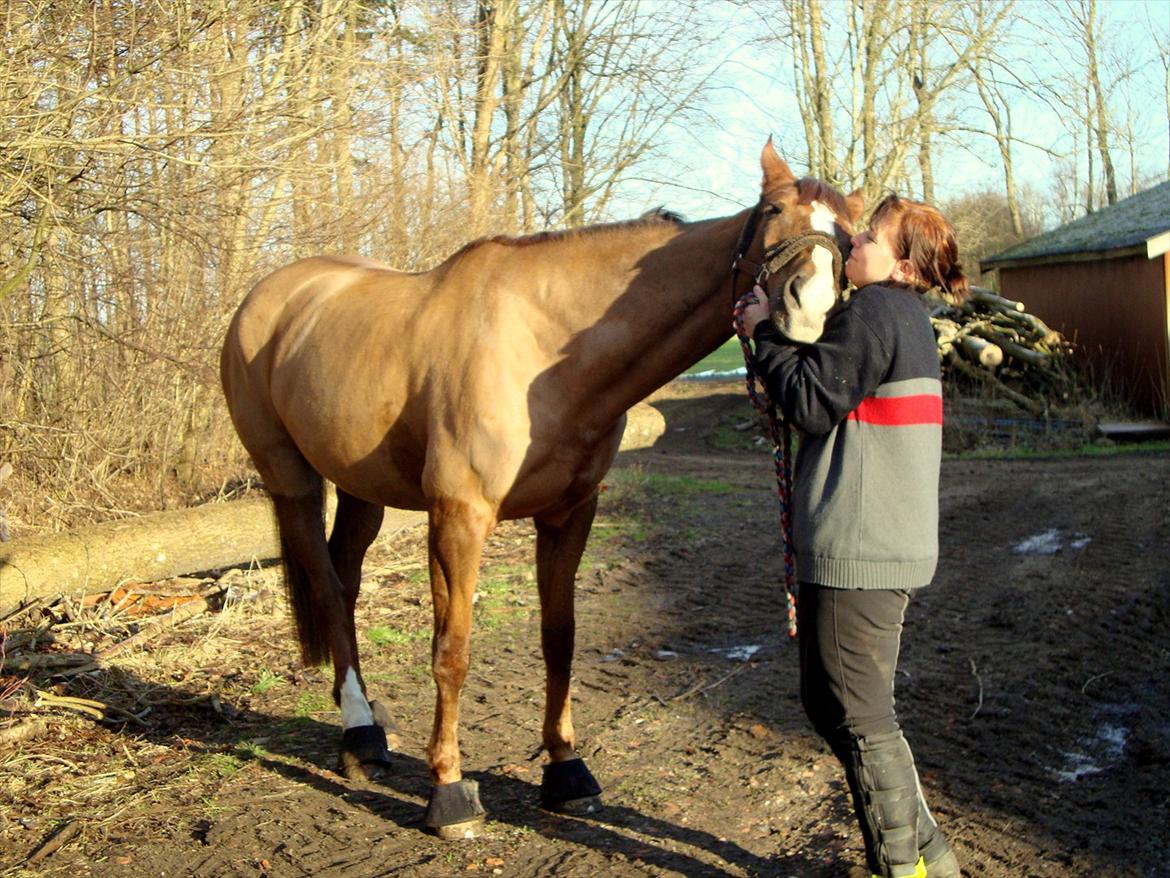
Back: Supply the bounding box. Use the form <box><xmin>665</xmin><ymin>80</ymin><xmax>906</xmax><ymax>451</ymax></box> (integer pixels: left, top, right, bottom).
<box><xmin>903</xmin><ymin>0</ymin><xmax>1014</xmax><ymax>203</ymax></box>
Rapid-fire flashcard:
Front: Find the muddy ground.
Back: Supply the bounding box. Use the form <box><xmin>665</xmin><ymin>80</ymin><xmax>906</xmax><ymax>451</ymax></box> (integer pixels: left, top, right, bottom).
<box><xmin>1</xmin><ymin>381</ymin><xmax>1168</xmax><ymax>878</ymax></box>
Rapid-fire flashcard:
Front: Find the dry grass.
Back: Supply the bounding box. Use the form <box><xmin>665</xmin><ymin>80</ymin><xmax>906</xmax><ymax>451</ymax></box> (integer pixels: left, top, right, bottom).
<box><xmin>0</xmin><ymin>516</ymin><xmax>555</xmax><ymax>871</ymax></box>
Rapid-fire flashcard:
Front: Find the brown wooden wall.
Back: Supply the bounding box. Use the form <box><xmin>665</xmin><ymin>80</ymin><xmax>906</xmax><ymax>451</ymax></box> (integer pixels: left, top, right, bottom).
<box><xmin>998</xmin><ymin>253</ymin><xmax>1169</xmax><ymax>416</ymax></box>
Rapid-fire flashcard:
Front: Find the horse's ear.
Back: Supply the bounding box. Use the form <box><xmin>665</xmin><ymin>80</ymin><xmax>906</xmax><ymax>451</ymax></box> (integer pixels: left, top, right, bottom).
<box><xmin>845</xmin><ymin>189</ymin><xmax>866</xmax><ymax>224</ymax></box>
<box><xmin>760</xmin><ymin>137</ymin><xmax>795</xmax><ymax>191</ymax></box>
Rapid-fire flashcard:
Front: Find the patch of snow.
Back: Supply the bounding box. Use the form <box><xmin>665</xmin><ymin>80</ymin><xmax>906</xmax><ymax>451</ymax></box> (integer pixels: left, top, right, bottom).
<box><xmin>1013</xmin><ymin>529</ymin><xmax>1064</xmax><ymax>555</ymax></box>
<box><xmin>1053</xmin><ymin>722</ymin><xmax>1129</xmax><ymax>783</ymax></box>
<box><xmin>682</xmin><ymin>368</ymin><xmax>747</xmax><ymax>380</ymax></box>
<box><xmin>709</xmin><ymin>644</ymin><xmax>762</xmax><ymax>662</ymax></box>
<box><xmin>1012</xmin><ymin>529</ymin><xmax>1091</xmax><ymax>555</ymax></box>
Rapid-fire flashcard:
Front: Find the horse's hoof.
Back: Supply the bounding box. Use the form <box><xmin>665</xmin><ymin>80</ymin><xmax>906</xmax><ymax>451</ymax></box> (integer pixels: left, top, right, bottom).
<box><xmin>430</xmin><ymin>817</ymin><xmax>486</xmax><ymax>840</ymax></box>
<box><xmin>540</xmin><ymin>758</ymin><xmax>602</xmax><ymax>814</ymax></box>
<box><xmin>425</xmin><ymin>779</ymin><xmax>486</xmax><ymax>838</ymax></box>
<box><xmin>338</xmin><ymin>724</ymin><xmax>393</xmax><ymax>781</ymax></box>
<box><xmin>552</xmin><ymin>794</ymin><xmax>602</xmax><ymax>816</ymax></box>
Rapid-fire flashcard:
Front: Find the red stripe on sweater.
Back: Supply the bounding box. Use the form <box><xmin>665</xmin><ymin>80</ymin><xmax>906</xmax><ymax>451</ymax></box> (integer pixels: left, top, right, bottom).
<box><xmin>846</xmin><ymin>394</ymin><xmax>943</xmax><ymax>426</ymax></box>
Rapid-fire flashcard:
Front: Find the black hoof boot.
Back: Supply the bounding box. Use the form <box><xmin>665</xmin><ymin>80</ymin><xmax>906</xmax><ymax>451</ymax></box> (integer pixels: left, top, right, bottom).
<box><xmin>540</xmin><ymin>758</ymin><xmax>602</xmax><ymax>815</ymax></box>
<box><xmin>425</xmin><ymin>779</ymin><xmax>486</xmax><ymax>839</ymax></box>
<box><xmin>337</xmin><ymin>724</ymin><xmax>394</xmax><ymax>781</ymax></box>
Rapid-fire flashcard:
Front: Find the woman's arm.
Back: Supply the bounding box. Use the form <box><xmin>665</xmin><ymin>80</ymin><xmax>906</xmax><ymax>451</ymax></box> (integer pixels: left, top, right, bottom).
<box><xmin>751</xmin><ymin>298</ymin><xmax>891</xmax><ymax>435</ymax></box>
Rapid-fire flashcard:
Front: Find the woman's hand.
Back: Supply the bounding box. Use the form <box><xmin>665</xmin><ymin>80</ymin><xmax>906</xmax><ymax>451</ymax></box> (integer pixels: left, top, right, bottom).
<box><xmin>739</xmin><ymin>285</ymin><xmax>770</xmax><ymax>337</ymax></box>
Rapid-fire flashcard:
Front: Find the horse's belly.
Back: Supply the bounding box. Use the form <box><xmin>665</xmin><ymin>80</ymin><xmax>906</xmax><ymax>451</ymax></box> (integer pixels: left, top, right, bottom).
<box><xmin>275</xmin><ymin>384</ymin><xmax>429</xmax><ymax>510</ymax></box>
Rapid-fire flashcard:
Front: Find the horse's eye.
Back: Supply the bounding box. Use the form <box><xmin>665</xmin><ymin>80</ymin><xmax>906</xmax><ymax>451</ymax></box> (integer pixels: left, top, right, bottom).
<box><xmin>766</xmin><ymin>203</ymin><xmax>783</xmax><ymax>216</ymax></box>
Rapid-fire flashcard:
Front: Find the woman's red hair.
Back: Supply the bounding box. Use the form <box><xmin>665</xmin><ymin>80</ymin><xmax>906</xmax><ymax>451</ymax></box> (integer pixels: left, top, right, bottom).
<box><xmin>870</xmin><ymin>194</ymin><xmax>970</xmax><ymax>303</ymax></box>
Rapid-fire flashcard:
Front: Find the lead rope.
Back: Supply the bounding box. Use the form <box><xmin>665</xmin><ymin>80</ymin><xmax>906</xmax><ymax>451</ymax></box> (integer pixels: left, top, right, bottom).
<box><xmin>732</xmin><ymin>288</ymin><xmax>797</xmax><ymax>639</ymax></box>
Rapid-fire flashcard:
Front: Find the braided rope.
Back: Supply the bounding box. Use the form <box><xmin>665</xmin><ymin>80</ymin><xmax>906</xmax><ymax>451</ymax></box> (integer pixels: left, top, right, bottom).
<box><xmin>732</xmin><ymin>289</ymin><xmax>797</xmax><ymax>639</ymax></box>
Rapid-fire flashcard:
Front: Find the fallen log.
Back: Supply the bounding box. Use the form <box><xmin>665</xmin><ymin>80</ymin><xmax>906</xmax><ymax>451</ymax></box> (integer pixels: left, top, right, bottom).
<box><xmin>0</xmin><ymin>407</ymin><xmax>661</xmax><ymax>608</ymax></box>
<box><xmin>618</xmin><ymin>402</ymin><xmax>666</xmax><ymax>451</ymax></box>
<box><xmin>968</xmin><ymin>288</ymin><xmax>1025</xmax><ymax>313</ymax></box>
<box><xmin>968</xmin><ymin>324</ymin><xmax>1053</xmax><ymax>368</ymax></box>
<box><xmin>0</xmin><ymin>495</ymin><xmax>426</xmax><ymax>608</ymax></box>
<box><xmin>957</xmin><ymin>335</ymin><xmax>1004</xmax><ymax>369</ymax></box>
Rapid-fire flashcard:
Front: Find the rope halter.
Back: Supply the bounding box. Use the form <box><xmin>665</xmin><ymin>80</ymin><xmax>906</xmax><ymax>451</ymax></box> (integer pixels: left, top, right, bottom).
<box><xmin>729</xmin><ymin>208</ymin><xmax>846</xmax><ymax>641</ymax></box>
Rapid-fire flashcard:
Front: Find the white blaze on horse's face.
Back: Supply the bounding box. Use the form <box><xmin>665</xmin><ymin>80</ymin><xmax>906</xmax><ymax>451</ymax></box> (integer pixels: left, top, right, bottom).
<box><xmin>776</xmin><ymin>200</ymin><xmax>840</xmax><ymax>343</ymax></box>
<box><xmin>340</xmin><ymin>666</ymin><xmax>374</xmax><ymax>729</ymax></box>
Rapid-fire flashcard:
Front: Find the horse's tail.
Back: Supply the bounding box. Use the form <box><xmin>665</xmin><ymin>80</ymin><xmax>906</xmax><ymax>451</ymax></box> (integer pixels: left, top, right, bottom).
<box><xmin>274</xmin><ymin>479</ymin><xmax>332</xmax><ymax>667</ymax></box>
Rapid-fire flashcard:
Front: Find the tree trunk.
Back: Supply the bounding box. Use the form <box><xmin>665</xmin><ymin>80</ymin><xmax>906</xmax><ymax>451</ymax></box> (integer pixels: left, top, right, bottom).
<box><xmin>972</xmin><ymin>63</ymin><xmax>1025</xmax><ymax>236</ymax></box>
<box><xmin>469</xmin><ymin>0</ymin><xmax>512</xmax><ymax>232</ymax></box>
<box><xmin>807</xmin><ymin>0</ymin><xmax>837</xmax><ymax>185</ymax></box>
<box><xmin>1084</xmin><ymin>0</ymin><xmax>1117</xmax><ymax>205</ymax></box>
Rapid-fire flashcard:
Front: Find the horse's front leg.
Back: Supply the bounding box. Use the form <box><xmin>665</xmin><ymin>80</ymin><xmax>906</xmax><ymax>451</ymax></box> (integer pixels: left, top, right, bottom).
<box><xmin>424</xmin><ymin>496</ymin><xmax>494</xmax><ymax>838</ymax></box>
<box><xmin>535</xmin><ymin>494</ymin><xmax>603</xmax><ymax>815</ymax></box>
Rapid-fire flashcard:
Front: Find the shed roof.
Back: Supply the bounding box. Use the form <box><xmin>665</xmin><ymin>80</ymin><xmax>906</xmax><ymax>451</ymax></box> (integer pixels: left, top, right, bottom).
<box><xmin>981</xmin><ymin>179</ymin><xmax>1170</xmax><ymax>269</ymax></box>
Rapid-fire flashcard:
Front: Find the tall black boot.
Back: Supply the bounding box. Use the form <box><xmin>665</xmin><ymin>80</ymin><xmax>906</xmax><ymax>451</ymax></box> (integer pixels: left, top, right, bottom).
<box><xmin>916</xmin><ymin>787</ymin><xmax>960</xmax><ymax>877</ymax></box>
<box><xmin>835</xmin><ymin>731</ymin><xmax>925</xmax><ymax>878</ymax></box>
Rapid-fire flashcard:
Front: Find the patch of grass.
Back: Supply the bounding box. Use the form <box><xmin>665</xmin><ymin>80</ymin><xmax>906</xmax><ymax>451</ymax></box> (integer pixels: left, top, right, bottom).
<box><xmin>580</xmin><ymin>518</ymin><xmax>650</xmax><ymax>572</ymax></box>
<box><xmin>200</xmin><ymin>797</ymin><xmax>230</xmax><ymax>817</ymax></box>
<box><xmin>601</xmin><ymin>465</ymin><xmax>650</xmax><ymax>504</ymax></box>
<box><xmin>203</xmin><ymin>752</ymin><xmax>246</xmax><ymax>779</ymax></box>
<box><xmin>951</xmin><ymin>439</ymin><xmax>1170</xmax><ymax>461</ymax></box>
<box><xmin>590</xmin><ymin>517</ymin><xmax>649</xmax><ymax>543</ymax></box>
<box><xmin>233</xmin><ymin>740</ymin><xmax>274</xmax><ymax>761</ymax></box>
<box><xmin>294</xmin><ymin>692</ymin><xmax>332</xmax><ymax>718</ymax></box>
<box><xmin>684</xmin><ymin>337</ymin><xmax>747</xmax><ymax>375</ymax></box>
<box><xmin>710</xmin><ymin>422</ymin><xmax>763</xmax><ymax>452</ymax></box>
<box><xmin>477</xmin><ymin>563</ymin><xmax>529</xmax><ymax>596</ymax></box>
<box><xmin>641</xmin><ymin>471</ymin><xmax>738</xmax><ymax>495</ymax></box>
<box><xmin>605</xmin><ymin>466</ymin><xmax>736</xmax><ymax>503</ymax></box>
<box><xmin>251</xmin><ymin>669</ymin><xmax>284</xmax><ymax>695</ymax></box>
<box><xmin>367</xmin><ymin>625</ymin><xmax>427</xmax><ymax>646</ymax></box>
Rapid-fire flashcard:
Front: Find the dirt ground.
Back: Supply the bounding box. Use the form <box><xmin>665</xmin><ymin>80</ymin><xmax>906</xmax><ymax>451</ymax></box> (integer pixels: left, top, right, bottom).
<box><xmin>1</xmin><ymin>381</ymin><xmax>1168</xmax><ymax>878</ymax></box>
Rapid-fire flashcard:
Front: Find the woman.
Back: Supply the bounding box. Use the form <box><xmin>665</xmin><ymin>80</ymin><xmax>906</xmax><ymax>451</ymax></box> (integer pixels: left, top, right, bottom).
<box><xmin>742</xmin><ymin>194</ymin><xmax>968</xmax><ymax>878</ymax></box>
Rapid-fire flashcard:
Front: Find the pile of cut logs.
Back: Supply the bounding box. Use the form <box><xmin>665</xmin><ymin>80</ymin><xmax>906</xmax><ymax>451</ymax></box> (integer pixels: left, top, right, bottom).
<box><xmin>928</xmin><ymin>286</ymin><xmax>1076</xmax><ymax>415</ymax></box>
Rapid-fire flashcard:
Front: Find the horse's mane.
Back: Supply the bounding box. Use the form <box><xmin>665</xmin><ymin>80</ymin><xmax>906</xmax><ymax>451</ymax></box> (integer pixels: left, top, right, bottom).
<box><xmin>453</xmin><ymin>208</ymin><xmax>686</xmax><ymax>258</ymax></box>
<box><xmin>796</xmin><ymin>177</ymin><xmax>850</xmax><ymax>219</ymax></box>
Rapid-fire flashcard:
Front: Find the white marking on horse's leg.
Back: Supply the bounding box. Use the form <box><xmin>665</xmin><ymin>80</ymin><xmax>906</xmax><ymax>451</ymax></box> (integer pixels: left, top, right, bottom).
<box><xmin>339</xmin><ymin>666</ymin><xmax>374</xmax><ymax>729</ymax></box>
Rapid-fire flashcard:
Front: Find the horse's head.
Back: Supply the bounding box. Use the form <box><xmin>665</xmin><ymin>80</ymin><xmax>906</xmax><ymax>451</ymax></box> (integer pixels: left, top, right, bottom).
<box><xmin>740</xmin><ymin>139</ymin><xmax>864</xmax><ymax>342</ymax></box>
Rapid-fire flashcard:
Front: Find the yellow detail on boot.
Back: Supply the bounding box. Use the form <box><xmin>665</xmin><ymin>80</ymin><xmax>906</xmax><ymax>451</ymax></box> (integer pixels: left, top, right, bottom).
<box><xmin>872</xmin><ymin>856</ymin><xmax>927</xmax><ymax>878</ymax></box>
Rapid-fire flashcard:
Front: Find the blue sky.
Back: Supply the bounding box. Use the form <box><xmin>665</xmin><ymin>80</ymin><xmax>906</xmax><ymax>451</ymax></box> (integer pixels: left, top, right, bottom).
<box><xmin>613</xmin><ymin>0</ymin><xmax>1170</xmax><ymax>225</ymax></box>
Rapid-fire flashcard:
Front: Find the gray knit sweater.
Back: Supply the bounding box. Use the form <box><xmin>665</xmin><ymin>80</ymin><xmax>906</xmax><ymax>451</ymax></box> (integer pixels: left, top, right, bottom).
<box><xmin>752</xmin><ymin>283</ymin><xmax>942</xmax><ymax>590</ymax></box>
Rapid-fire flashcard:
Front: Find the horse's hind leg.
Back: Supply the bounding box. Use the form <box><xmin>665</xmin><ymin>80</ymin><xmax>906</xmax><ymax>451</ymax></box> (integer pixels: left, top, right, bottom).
<box><xmin>270</xmin><ymin>490</ymin><xmax>391</xmax><ymax>781</ymax></box>
<box><xmin>327</xmin><ymin>489</ymin><xmax>394</xmax><ymax>779</ymax></box>
<box><xmin>329</xmin><ymin>488</ymin><xmax>384</xmax><ymax>685</ymax></box>
<box><xmin>534</xmin><ymin>494</ymin><xmax>602</xmax><ymax>815</ymax></box>
<box><xmin>423</xmin><ymin>496</ymin><xmax>494</xmax><ymax>838</ymax></box>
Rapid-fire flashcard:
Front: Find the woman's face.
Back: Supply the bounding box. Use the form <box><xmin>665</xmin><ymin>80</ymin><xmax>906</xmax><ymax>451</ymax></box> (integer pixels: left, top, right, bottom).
<box><xmin>845</xmin><ymin>221</ymin><xmax>900</xmax><ymax>288</ymax></box>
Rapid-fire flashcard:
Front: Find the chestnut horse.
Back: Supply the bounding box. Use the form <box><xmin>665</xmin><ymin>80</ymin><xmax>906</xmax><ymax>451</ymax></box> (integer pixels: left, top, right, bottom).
<box><xmin>220</xmin><ymin>141</ymin><xmax>862</xmax><ymax>837</ymax></box>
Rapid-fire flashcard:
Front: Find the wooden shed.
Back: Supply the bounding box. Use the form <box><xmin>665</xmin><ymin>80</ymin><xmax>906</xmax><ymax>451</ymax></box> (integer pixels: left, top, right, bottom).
<box><xmin>980</xmin><ymin>181</ymin><xmax>1170</xmax><ymax>417</ymax></box>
